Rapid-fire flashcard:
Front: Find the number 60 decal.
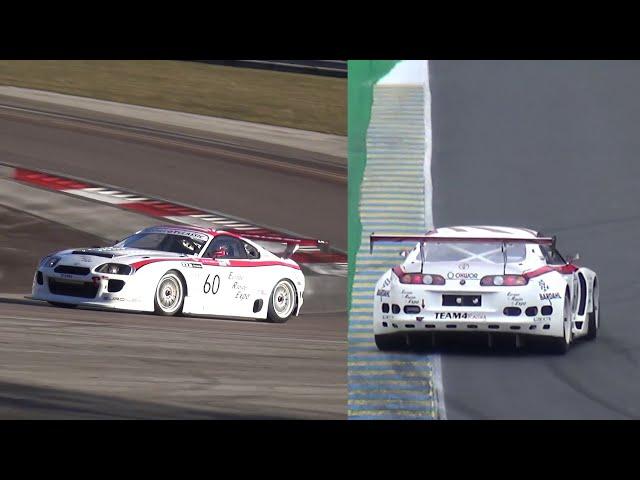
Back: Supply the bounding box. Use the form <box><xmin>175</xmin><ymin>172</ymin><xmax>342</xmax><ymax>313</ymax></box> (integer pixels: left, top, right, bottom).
<box><xmin>203</xmin><ymin>274</ymin><xmax>220</xmax><ymax>294</ymax></box>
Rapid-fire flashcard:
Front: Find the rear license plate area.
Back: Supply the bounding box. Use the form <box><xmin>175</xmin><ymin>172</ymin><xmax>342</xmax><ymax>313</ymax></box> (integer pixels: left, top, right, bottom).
<box><xmin>442</xmin><ymin>294</ymin><xmax>482</xmax><ymax>307</ymax></box>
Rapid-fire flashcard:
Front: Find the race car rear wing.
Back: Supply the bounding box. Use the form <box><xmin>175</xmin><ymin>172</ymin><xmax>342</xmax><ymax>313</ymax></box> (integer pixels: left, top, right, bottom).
<box><xmin>369</xmin><ymin>233</ymin><xmax>555</xmax><ymax>254</ymax></box>
<box><xmin>240</xmin><ymin>232</ymin><xmax>330</xmax><ymax>259</ymax></box>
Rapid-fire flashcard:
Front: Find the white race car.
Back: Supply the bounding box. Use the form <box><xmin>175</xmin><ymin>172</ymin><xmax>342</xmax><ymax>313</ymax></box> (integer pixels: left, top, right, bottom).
<box><xmin>371</xmin><ymin>226</ymin><xmax>599</xmax><ymax>354</ymax></box>
<box><xmin>32</xmin><ymin>225</ymin><xmax>305</xmax><ymax>323</ymax></box>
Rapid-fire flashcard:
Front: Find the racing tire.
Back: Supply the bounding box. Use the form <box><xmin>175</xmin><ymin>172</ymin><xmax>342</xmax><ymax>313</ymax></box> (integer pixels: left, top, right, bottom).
<box><xmin>265</xmin><ymin>279</ymin><xmax>296</xmax><ymax>323</ymax></box>
<box><xmin>585</xmin><ymin>283</ymin><xmax>599</xmax><ymax>341</ymax></box>
<box><xmin>374</xmin><ymin>333</ymin><xmax>407</xmax><ymax>351</ymax></box>
<box><xmin>48</xmin><ymin>302</ymin><xmax>77</xmax><ymax>309</ymax></box>
<box><xmin>154</xmin><ymin>271</ymin><xmax>185</xmax><ymax>316</ymax></box>
<box><xmin>547</xmin><ymin>296</ymin><xmax>573</xmax><ymax>355</ymax></box>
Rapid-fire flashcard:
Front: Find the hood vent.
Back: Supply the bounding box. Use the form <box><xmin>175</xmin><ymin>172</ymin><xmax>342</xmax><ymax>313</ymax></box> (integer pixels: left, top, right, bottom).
<box><xmin>71</xmin><ymin>250</ymin><xmax>116</xmax><ymax>259</ymax></box>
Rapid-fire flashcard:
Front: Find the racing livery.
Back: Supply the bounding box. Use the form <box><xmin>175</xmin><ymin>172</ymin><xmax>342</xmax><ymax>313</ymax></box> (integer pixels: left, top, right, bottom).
<box><xmin>371</xmin><ymin>226</ymin><xmax>599</xmax><ymax>353</ymax></box>
<box><xmin>32</xmin><ymin>225</ymin><xmax>306</xmax><ymax>322</ymax></box>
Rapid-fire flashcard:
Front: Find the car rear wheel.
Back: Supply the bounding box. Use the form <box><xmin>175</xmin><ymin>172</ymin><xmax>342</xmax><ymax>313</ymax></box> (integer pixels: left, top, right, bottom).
<box><xmin>375</xmin><ymin>333</ymin><xmax>407</xmax><ymax>351</ymax></box>
<box><xmin>266</xmin><ymin>280</ymin><xmax>296</xmax><ymax>323</ymax></box>
<box><xmin>154</xmin><ymin>271</ymin><xmax>185</xmax><ymax>316</ymax></box>
<box><xmin>585</xmin><ymin>283</ymin><xmax>599</xmax><ymax>340</ymax></box>
<box><xmin>547</xmin><ymin>296</ymin><xmax>573</xmax><ymax>355</ymax></box>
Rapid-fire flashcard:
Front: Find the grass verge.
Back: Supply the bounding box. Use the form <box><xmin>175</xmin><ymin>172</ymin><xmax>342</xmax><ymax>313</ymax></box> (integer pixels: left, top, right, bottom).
<box><xmin>0</xmin><ymin>61</ymin><xmax>346</xmax><ymax>135</ymax></box>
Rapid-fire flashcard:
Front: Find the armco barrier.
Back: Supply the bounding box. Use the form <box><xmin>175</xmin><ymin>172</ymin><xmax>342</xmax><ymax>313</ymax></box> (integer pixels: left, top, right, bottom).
<box><xmin>188</xmin><ymin>60</ymin><xmax>347</xmax><ymax>78</ymax></box>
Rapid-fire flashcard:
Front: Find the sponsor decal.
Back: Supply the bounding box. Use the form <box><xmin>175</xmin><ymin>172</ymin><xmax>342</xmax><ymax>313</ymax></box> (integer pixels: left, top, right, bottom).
<box><xmin>234</xmin><ymin>291</ymin><xmax>250</xmax><ymax>301</ymax></box>
<box><xmin>538</xmin><ymin>280</ymin><xmax>549</xmax><ymax>292</ymax></box>
<box><xmin>81</xmin><ymin>256</ymin><xmax>92</xmax><ymax>263</ymax></box>
<box><xmin>147</xmin><ymin>227</ymin><xmax>209</xmax><ymax>242</ymax></box>
<box><xmin>539</xmin><ymin>292</ymin><xmax>561</xmax><ymax>301</ymax></box>
<box><xmin>181</xmin><ymin>262</ymin><xmax>202</xmax><ymax>269</ymax></box>
<box><xmin>229</xmin><ymin>272</ymin><xmax>249</xmax><ymax>300</ymax></box>
<box><xmin>382</xmin><ymin>277</ymin><xmax>392</xmax><ymax>288</ymax></box>
<box><xmin>447</xmin><ymin>272</ymin><xmax>478</xmax><ymax>280</ymax></box>
<box><xmin>228</xmin><ymin>271</ymin><xmax>245</xmax><ymax>281</ymax></box>
<box><xmin>507</xmin><ymin>292</ymin><xmax>526</xmax><ymax>307</ymax></box>
<box><xmin>376</xmin><ymin>289</ymin><xmax>390</xmax><ymax>297</ymax></box>
<box><xmin>401</xmin><ymin>289</ymin><xmax>419</xmax><ymax>305</ymax></box>
<box><xmin>435</xmin><ymin>312</ymin><xmax>486</xmax><ymax>320</ymax></box>
<box><xmin>60</xmin><ymin>273</ymin><xmax>73</xmax><ymax>279</ymax></box>
<box><xmin>102</xmin><ymin>294</ymin><xmax>126</xmax><ymax>301</ymax></box>
<box><xmin>218</xmin><ymin>259</ymin><xmax>230</xmax><ymax>267</ymax></box>
<box><xmin>534</xmin><ymin>316</ymin><xmax>551</xmax><ymax>322</ymax></box>
<box><xmin>458</xmin><ymin>263</ymin><xmax>469</xmax><ymax>270</ymax></box>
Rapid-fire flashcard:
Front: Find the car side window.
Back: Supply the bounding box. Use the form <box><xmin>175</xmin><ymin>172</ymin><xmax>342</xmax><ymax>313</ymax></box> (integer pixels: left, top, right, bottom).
<box><xmin>203</xmin><ymin>235</ymin><xmax>247</xmax><ymax>259</ymax></box>
<box><xmin>243</xmin><ymin>241</ymin><xmax>260</xmax><ymax>259</ymax></box>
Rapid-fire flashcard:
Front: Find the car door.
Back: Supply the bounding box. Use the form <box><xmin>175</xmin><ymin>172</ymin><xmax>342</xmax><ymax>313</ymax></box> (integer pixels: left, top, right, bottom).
<box><xmin>198</xmin><ymin>235</ymin><xmax>259</xmax><ymax>317</ymax></box>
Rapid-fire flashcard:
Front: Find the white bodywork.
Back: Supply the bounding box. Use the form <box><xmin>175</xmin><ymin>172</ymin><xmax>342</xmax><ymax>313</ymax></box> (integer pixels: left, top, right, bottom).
<box><xmin>32</xmin><ymin>226</ymin><xmax>305</xmax><ymax>320</ymax></box>
<box><xmin>372</xmin><ymin>226</ymin><xmax>598</xmax><ymax>344</ymax></box>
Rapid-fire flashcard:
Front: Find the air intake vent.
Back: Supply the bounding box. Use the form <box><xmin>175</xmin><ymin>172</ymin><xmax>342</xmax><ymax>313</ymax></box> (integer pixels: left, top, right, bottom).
<box><xmin>55</xmin><ymin>265</ymin><xmax>90</xmax><ymax>276</ymax></box>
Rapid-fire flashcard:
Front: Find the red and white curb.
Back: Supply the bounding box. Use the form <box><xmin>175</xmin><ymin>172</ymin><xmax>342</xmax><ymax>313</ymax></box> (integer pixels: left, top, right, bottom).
<box><xmin>7</xmin><ymin>166</ymin><xmax>347</xmax><ymax>274</ymax></box>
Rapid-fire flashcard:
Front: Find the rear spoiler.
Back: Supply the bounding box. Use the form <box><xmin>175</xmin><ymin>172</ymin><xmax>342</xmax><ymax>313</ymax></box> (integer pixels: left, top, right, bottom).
<box><xmin>239</xmin><ymin>233</ymin><xmax>330</xmax><ymax>259</ymax></box>
<box><xmin>369</xmin><ymin>233</ymin><xmax>555</xmax><ymax>254</ymax></box>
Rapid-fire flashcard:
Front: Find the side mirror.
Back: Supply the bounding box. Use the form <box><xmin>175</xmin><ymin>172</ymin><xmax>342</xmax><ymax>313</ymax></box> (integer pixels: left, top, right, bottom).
<box><xmin>567</xmin><ymin>253</ymin><xmax>580</xmax><ymax>264</ymax></box>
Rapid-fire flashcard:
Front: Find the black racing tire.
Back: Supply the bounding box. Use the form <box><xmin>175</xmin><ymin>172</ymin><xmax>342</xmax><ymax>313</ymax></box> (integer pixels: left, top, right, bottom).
<box><xmin>547</xmin><ymin>296</ymin><xmax>573</xmax><ymax>355</ymax></box>
<box><xmin>265</xmin><ymin>279</ymin><xmax>296</xmax><ymax>323</ymax></box>
<box><xmin>153</xmin><ymin>271</ymin><xmax>186</xmax><ymax>316</ymax></box>
<box><xmin>585</xmin><ymin>282</ymin><xmax>599</xmax><ymax>341</ymax></box>
<box><xmin>374</xmin><ymin>333</ymin><xmax>407</xmax><ymax>351</ymax></box>
<box><xmin>48</xmin><ymin>302</ymin><xmax>77</xmax><ymax>309</ymax></box>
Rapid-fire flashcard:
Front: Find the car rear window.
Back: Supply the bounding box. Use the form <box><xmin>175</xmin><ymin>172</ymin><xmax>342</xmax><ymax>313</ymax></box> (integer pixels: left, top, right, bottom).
<box><xmin>424</xmin><ymin>242</ymin><xmax>526</xmax><ymax>263</ymax></box>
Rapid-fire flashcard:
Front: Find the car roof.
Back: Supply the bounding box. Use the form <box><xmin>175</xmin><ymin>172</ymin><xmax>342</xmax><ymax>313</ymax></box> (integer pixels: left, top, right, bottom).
<box><xmin>427</xmin><ymin>226</ymin><xmax>540</xmax><ymax>239</ymax></box>
<box><xmin>139</xmin><ymin>225</ymin><xmax>225</xmax><ymax>238</ymax></box>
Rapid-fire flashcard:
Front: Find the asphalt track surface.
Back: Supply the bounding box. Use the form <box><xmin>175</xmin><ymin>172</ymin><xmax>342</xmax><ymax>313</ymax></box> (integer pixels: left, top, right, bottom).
<box><xmin>430</xmin><ymin>60</ymin><xmax>640</xmax><ymax>419</ymax></box>
<box><xmin>0</xmin><ymin>95</ymin><xmax>346</xmax><ymax>250</ymax></box>
<box><xmin>0</xmin><ymin>101</ymin><xmax>346</xmax><ymax>419</ymax></box>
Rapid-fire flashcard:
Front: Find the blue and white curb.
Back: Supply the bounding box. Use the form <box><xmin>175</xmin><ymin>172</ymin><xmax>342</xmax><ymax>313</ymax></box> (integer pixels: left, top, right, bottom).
<box><xmin>348</xmin><ymin>61</ymin><xmax>446</xmax><ymax>420</ymax></box>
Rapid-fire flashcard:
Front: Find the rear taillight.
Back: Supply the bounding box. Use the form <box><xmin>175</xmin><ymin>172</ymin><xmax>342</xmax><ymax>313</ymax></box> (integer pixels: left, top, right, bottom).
<box><xmin>480</xmin><ymin>275</ymin><xmax>528</xmax><ymax>286</ymax></box>
<box><xmin>393</xmin><ymin>266</ymin><xmax>445</xmax><ymax>285</ymax></box>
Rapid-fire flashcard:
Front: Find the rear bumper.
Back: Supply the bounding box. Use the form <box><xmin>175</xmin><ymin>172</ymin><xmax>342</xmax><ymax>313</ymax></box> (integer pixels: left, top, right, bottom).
<box><xmin>373</xmin><ymin>314</ymin><xmax>562</xmax><ymax>337</ymax></box>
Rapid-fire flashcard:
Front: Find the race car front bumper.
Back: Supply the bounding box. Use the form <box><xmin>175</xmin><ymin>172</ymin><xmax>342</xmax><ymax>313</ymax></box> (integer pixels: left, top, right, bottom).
<box><xmin>31</xmin><ymin>269</ymin><xmax>152</xmax><ymax>312</ymax></box>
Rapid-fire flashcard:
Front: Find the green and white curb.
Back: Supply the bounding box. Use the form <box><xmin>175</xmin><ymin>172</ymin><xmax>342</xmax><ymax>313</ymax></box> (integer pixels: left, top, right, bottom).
<box><xmin>348</xmin><ymin>61</ymin><xmax>445</xmax><ymax>420</ymax></box>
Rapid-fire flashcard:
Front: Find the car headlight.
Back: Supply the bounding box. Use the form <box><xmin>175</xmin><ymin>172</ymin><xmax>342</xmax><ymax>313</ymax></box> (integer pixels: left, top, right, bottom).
<box><xmin>40</xmin><ymin>256</ymin><xmax>61</xmax><ymax>268</ymax></box>
<box><xmin>96</xmin><ymin>263</ymin><xmax>133</xmax><ymax>275</ymax></box>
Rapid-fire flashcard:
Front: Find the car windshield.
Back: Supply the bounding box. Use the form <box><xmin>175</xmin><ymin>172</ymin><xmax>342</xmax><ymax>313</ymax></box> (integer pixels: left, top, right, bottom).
<box><xmin>422</xmin><ymin>241</ymin><xmax>526</xmax><ymax>264</ymax></box>
<box><xmin>114</xmin><ymin>232</ymin><xmax>207</xmax><ymax>255</ymax></box>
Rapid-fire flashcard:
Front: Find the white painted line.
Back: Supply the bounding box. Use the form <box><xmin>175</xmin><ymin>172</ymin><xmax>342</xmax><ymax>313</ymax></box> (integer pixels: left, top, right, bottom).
<box><xmin>64</xmin><ymin>189</ymin><xmax>133</xmax><ymax>204</ymax></box>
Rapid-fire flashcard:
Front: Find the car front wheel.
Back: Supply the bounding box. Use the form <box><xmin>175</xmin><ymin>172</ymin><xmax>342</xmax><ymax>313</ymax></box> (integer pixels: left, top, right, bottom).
<box><xmin>154</xmin><ymin>271</ymin><xmax>185</xmax><ymax>316</ymax></box>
